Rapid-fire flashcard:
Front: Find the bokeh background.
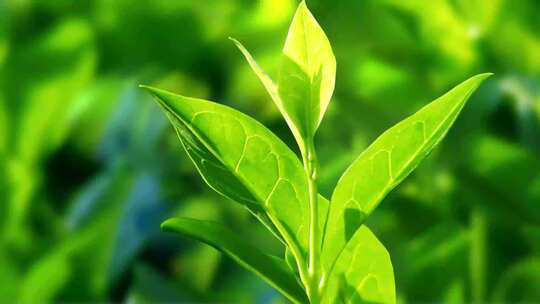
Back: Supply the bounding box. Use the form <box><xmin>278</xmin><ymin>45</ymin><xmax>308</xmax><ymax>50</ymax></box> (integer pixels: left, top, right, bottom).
<box><xmin>1</xmin><ymin>0</ymin><xmax>540</xmax><ymax>302</ymax></box>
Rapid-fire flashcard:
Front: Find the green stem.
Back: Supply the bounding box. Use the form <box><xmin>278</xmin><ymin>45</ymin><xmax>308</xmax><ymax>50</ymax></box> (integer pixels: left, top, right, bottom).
<box><xmin>302</xmin><ymin>139</ymin><xmax>321</xmax><ymax>303</ymax></box>
<box><xmin>470</xmin><ymin>207</ymin><xmax>486</xmax><ymax>303</ymax></box>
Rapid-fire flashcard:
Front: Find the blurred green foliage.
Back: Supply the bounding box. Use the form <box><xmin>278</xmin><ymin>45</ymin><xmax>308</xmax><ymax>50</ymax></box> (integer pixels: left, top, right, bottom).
<box><xmin>0</xmin><ymin>0</ymin><xmax>539</xmax><ymax>302</ymax></box>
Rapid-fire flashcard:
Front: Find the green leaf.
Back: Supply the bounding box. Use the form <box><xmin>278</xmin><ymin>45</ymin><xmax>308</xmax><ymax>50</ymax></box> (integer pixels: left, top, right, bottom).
<box><xmin>0</xmin><ymin>249</ymin><xmax>20</xmax><ymax>300</ymax></box>
<box><xmin>285</xmin><ymin>247</ymin><xmax>299</xmax><ymax>276</ymax></box>
<box><xmin>233</xmin><ymin>1</ymin><xmax>335</xmax><ymax>152</ymax></box>
<box><xmin>0</xmin><ymin>93</ymin><xmax>6</xmax><ymax>154</ymax></box>
<box><xmin>10</xmin><ymin>18</ymin><xmax>96</xmax><ymax>162</ymax></box>
<box><xmin>322</xmin><ymin>73</ymin><xmax>491</xmax><ymax>273</ymax></box>
<box><xmin>278</xmin><ymin>1</ymin><xmax>336</xmax><ymax>142</ymax></box>
<box><xmin>17</xmin><ymin>219</ymin><xmax>112</xmax><ymax>303</ymax></box>
<box><xmin>322</xmin><ymin>226</ymin><xmax>395</xmax><ymax>304</ymax></box>
<box><xmin>230</xmin><ymin>38</ymin><xmax>281</xmax><ymax>111</ymax></box>
<box><xmin>179</xmin><ymin>245</ymin><xmax>221</xmax><ymax>292</ymax></box>
<box><xmin>492</xmin><ymin>258</ymin><xmax>540</xmax><ymax>302</ymax></box>
<box><xmin>161</xmin><ymin>217</ymin><xmax>308</xmax><ymax>303</ymax></box>
<box><xmin>278</xmin><ymin>1</ymin><xmax>336</xmax><ymax>144</ymax></box>
<box><xmin>285</xmin><ymin>193</ymin><xmax>330</xmax><ymax>277</ymax></box>
<box><xmin>19</xmin><ymin>251</ymin><xmax>71</xmax><ymax>303</ymax></box>
<box><xmin>444</xmin><ymin>280</ymin><xmax>465</xmax><ymax>304</ymax></box>
<box><xmin>464</xmin><ymin>135</ymin><xmax>540</xmax><ymax>221</ymax></box>
<box><xmin>318</xmin><ymin>194</ymin><xmax>330</xmax><ymax>240</ymax></box>
<box><xmin>140</xmin><ymin>86</ymin><xmax>310</xmax><ymax>259</ymax></box>
<box><xmin>230</xmin><ymin>38</ymin><xmax>302</xmax><ymax>145</ymax></box>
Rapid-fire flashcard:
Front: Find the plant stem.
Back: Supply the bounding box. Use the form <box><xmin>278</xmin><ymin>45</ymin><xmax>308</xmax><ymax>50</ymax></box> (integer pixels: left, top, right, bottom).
<box><xmin>470</xmin><ymin>207</ymin><xmax>486</xmax><ymax>303</ymax></box>
<box><xmin>302</xmin><ymin>138</ymin><xmax>321</xmax><ymax>303</ymax></box>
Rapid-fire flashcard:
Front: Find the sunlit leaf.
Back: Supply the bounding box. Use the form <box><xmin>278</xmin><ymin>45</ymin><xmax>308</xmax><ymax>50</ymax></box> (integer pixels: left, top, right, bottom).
<box><xmin>233</xmin><ymin>1</ymin><xmax>336</xmax><ymax>152</ymax></box>
<box><xmin>231</xmin><ymin>38</ymin><xmax>306</xmax><ymax>153</ymax></box>
<box><xmin>141</xmin><ymin>86</ymin><xmax>310</xmax><ymax>259</ymax></box>
<box><xmin>322</xmin><ymin>74</ymin><xmax>491</xmax><ymax>274</ymax></box>
<box><xmin>278</xmin><ymin>1</ymin><xmax>336</xmax><ymax>145</ymax></box>
<box><xmin>323</xmin><ymin>226</ymin><xmax>395</xmax><ymax>304</ymax></box>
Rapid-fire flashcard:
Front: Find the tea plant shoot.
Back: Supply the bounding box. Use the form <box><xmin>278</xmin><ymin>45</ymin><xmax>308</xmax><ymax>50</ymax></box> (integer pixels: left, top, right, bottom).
<box><xmin>141</xmin><ymin>1</ymin><xmax>491</xmax><ymax>303</ymax></box>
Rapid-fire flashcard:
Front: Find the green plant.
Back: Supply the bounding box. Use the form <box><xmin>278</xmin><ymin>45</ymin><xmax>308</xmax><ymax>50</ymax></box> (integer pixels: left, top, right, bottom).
<box><xmin>140</xmin><ymin>2</ymin><xmax>491</xmax><ymax>303</ymax></box>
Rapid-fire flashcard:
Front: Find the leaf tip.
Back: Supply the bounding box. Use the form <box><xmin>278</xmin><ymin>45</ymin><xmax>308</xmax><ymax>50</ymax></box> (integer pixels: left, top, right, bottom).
<box><xmin>160</xmin><ymin>218</ymin><xmax>176</xmax><ymax>232</ymax></box>
<box><xmin>297</xmin><ymin>0</ymin><xmax>310</xmax><ymax>13</ymax></box>
<box><xmin>138</xmin><ymin>84</ymin><xmax>147</xmax><ymax>89</ymax></box>
<box><xmin>475</xmin><ymin>72</ymin><xmax>494</xmax><ymax>81</ymax></box>
<box><xmin>138</xmin><ymin>84</ymin><xmax>157</xmax><ymax>95</ymax></box>
<box><xmin>138</xmin><ymin>84</ymin><xmax>169</xmax><ymax>108</ymax></box>
<box><xmin>137</xmin><ymin>85</ymin><xmax>173</xmax><ymax>105</ymax></box>
<box><xmin>461</xmin><ymin>72</ymin><xmax>493</xmax><ymax>93</ymax></box>
<box><xmin>229</xmin><ymin>37</ymin><xmax>246</xmax><ymax>53</ymax></box>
